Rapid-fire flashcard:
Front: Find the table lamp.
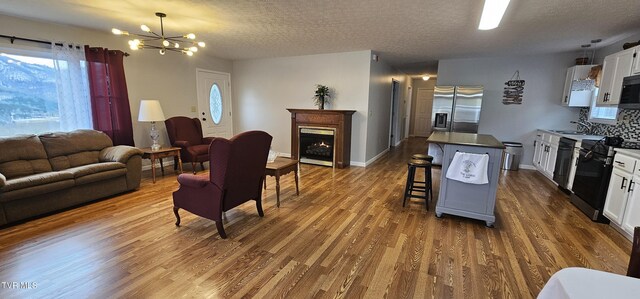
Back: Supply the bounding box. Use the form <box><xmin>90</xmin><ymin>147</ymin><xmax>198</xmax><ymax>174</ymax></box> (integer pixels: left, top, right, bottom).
<box><xmin>138</xmin><ymin>100</ymin><xmax>165</xmax><ymax>151</ymax></box>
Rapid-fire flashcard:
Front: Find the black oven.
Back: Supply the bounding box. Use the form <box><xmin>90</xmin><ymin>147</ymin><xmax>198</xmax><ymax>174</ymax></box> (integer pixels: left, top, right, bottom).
<box><xmin>570</xmin><ymin>140</ymin><xmax>612</xmax><ymax>223</ymax></box>
<box><xmin>619</xmin><ymin>74</ymin><xmax>640</xmax><ymax>109</ymax></box>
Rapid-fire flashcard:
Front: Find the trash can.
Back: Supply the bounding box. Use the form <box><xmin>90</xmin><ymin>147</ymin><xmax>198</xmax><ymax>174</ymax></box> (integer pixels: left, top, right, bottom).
<box><xmin>502</xmin><ymin>142</ymin><xmax>523</xmax><ymax>170</ymax></box>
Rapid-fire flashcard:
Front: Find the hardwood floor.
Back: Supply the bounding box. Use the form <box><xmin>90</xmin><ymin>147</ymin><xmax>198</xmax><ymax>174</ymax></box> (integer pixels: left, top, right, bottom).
<box><xmin>0</xmin><ymin>138</ymin><xmax>632</xmax><ymax>298</ymax></box>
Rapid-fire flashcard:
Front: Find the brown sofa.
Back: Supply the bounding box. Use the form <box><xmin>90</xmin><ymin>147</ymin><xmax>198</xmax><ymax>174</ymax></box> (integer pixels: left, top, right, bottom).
<box><xmin>0</xmin><ymin>130</ymin><xmax>143</xmax><ymax>226</ymax></box>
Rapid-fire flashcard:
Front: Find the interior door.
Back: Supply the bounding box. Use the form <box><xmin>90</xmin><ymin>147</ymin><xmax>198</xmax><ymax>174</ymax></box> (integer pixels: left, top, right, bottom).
<box><xmin>196</xmin><ymin>69</ymin><xmax>233</xmax><ymax>138</ymax></box>
<box><xmin>413</xmin><ymin>88</ymin><xmax>433</xmax><ymax>137</ymax></box>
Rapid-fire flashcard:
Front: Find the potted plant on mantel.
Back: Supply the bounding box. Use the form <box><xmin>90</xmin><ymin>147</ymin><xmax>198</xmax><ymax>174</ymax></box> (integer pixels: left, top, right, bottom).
<box><xmin>313</xmin><ymin>84</ymin><xmax>331</xmax><ymax>110</ymax></box>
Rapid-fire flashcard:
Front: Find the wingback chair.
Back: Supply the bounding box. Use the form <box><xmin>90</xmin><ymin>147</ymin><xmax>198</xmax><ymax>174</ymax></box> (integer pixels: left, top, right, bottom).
<box><xmin>172</xmin><ymin>131</ymin><xmax>273</xmax><ymax>238</ymax></box>
<box><xmin>165</xmin><ymin>116</ymin><xmax>213</xmax><ymax>174</ymax></box>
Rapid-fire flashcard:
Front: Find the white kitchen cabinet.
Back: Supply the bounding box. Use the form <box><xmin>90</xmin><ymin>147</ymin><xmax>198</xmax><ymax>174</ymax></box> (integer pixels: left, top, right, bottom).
<box><xmin>561</xmin><ymin>65</ymin><xmax>596</xmax><ymax>107</ymax></box>
<box><xmin>603</xmin><ymin>168</ymin><xmax>633</xmax><ymax>225</ymax></box>
<box><xmin>604</xmin><ymin>150</ymin><xmax>640</xmax><ymax>240</ymax></box>
<box><xmin>622</xmin><ymin>179</ymin><xmax>640</xmax><ymax>235</ymax></box>
<box><xmin>532</xmin><ymin>130</ymin><xmax>560</xmax><ymax>180</ymax></box>
<box><xmin>596</xmin><ymin>47</ymin><xmax>636</xmax><ymax>106</ymax></box>
<box><xmin>543</xmin><ymin>143</ymin><xmax>558</xmax><ymax>179</ymax></box>
<box><xmin>633</xmin><ymin>46</ymin><xmax>640</xmax><ymax>75</ymax></box>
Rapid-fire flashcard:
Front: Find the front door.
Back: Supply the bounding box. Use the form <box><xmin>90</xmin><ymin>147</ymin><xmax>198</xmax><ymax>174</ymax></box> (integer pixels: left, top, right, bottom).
<box><xmin>196</xmin><ymin>69</ymin><xmax>233</xmax><ymax>138</ymax></box>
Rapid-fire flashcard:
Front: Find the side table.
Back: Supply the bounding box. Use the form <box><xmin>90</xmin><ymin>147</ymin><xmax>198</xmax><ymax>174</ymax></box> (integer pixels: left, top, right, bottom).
<box><xmin>264</xmin><ymin>157</ymin><xmax>300</xmax><ymax>207</ymax></box>
<box><xmin>141</xmin><ymin>147</ymin><xmax>183</xmax><ymax>183</ymax></box>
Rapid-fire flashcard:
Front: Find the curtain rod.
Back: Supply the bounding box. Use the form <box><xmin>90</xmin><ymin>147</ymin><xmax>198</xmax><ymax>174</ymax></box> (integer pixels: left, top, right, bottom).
<box><xmin>0</xmin><ymin>34</ymin><xmax>130</xmax><ymax>56</ymax></box>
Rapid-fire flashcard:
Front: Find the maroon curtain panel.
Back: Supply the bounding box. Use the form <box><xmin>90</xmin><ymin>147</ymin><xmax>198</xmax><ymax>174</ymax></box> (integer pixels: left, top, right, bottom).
<box><xmin>85</xmin><ymin>46</ymin><xmax>134</xmax><ymax>146</ymax></box>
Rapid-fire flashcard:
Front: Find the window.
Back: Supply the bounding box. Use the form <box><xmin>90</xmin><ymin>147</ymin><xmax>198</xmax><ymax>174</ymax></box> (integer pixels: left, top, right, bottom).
<box><xmin>0</xmin><ymin>46</ymin><xmax>91</xmax><ymax>137</ymax></box>
<box><xmin>588</xmin><ymin>88</ymin><xmax>618</xmax><ymax>125</ymax></box>
<box><xmin>209</xmin><ymin>83</ymin><xmax>223</xmax><ymax>124</ymax></box>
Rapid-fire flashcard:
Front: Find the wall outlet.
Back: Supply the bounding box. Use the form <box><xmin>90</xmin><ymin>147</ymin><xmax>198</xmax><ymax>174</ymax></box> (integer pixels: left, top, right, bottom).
<box><xmin>191</xmin><ymin>106</ymin><xmax>196</xmax><ymax>113</ymax></box>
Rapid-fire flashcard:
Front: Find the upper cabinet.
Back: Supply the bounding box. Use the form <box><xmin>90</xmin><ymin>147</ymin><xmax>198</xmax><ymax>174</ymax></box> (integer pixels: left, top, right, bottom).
<box><xmin>561</xmin><ymin>65</ymin><xmax>596</xmax><ymax>107</ymax></box>
<box><xmin>596</xmin><ymin>46</ymin><xmax>638</xmax><ymax>106</ymax></box>
<box><xmin>633</xmin><ymin>49</ymin><xmax>640</xmax><ymax>75</ymax></box>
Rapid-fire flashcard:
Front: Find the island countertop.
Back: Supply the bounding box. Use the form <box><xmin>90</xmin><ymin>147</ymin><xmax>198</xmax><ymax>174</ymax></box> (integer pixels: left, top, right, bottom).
<box><xmin>427</xmin><ymin>131</ymin><xmax>505</xmax><ymax>149</ymax></box>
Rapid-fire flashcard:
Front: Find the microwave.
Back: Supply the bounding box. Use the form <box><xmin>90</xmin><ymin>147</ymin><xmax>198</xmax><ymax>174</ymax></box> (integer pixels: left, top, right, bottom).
<box><xmin>619</xmin><ymin>74</ymin><xmax>640</xmax><ymax>109</ymax></box>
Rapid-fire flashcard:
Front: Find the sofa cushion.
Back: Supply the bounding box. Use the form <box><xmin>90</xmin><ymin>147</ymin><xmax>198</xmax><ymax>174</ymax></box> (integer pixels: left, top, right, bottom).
<box><xmin>0</xmin><ymin>179</ymin><xmax>75</xmax><ymax>203</ymax></box>
<box><xmin>62</xmin><ymin>162</ymin><xmax>126</xmax><ymax>178</ymax></box>
<box><xmin>62</xmin><ymin>162</ymin><xmax>127</xmax><ymax>186</ymax></box>
<box><xmin>39</xmin><ymin>130</ymin><xmax>113</xmax><ymax>170</ymax></box>
<box><xmin>0</xmin><ymin>135</ymin><xmax>52</xmax><ymax>179</ymax></box>
<box><xmin>75</xmin><ymin>169</ymin><xmax>127</xmax><ymax>185</ymax></box>
<box><xmin>2</xmin><ymin>171</ymin><xmax>75</xmax><ymax>192</ymax></box>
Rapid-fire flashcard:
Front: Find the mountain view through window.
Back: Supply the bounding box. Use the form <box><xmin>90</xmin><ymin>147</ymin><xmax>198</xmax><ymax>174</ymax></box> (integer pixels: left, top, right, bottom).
<box><xmin>0</xmin><ymin>52</ymin><xmax>59</xmax><ymax>136</ymax></box>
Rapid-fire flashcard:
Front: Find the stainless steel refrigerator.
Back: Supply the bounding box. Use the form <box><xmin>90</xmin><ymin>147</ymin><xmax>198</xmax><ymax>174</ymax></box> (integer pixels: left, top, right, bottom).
<box><xmin>427</xmin><ymin>85</ymin><xmax>484</xmax><ymax>165</ymax></box>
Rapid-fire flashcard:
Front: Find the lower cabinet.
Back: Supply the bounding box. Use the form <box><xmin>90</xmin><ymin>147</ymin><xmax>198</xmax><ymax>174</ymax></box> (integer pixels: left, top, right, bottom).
<box><xmin>532</xmin><ymin>131</ymin><xmax>559</xmax><ymax>180</ymax></box>
<box><xmin>603</xmin><ymin>168</ymin><xmax>632</xmax><ymax>226</ymax></box>
<box><xmin>603</xmin><ymin>151</ymin><xmax>640</xmax><ymax>240</ymax></box>
<box><xmin>622</xmin><ymin>178</ymin><xmax>640</xmax><ymax>234</ymax></box>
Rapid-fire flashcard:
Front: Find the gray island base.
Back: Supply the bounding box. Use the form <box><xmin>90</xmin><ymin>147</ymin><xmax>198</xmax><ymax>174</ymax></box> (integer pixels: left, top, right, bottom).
<box><xmin>427</xmin><ymin>132</ymin><xmax>505</xmax><ymax>227</ymax></box>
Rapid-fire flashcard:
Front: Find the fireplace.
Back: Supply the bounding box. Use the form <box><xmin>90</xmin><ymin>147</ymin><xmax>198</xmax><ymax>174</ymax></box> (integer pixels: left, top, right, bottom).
<box><xmin>299</xmin><ymin>127</ymin><xmax>335</xmax><ymax>167</ymax></box>
<box><xmin>287</xmin><ymin>109</ymin><xmax>355</xmax><ymax>168</ymax></box>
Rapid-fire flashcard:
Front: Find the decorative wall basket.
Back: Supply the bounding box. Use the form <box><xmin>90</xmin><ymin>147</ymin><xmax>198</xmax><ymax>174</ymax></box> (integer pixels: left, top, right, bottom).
<box><xmin>503</xmin><ymin>70</ymin><xmax>525</xmax><ymax>105</ymax></box>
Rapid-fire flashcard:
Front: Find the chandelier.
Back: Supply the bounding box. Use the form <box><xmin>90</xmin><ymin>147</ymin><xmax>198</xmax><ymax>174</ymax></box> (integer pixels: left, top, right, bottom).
<box><xmin>111</xmin><ymin>12</ymin><xmax>205</xmax><ymax>56</ymax></box>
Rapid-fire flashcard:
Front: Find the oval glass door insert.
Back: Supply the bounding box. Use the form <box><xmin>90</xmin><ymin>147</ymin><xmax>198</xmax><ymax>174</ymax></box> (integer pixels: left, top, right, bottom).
<box><xmin>209</xmin><ymin>83</ymin><xmax>222</xmax><ymax>124</ymax></box>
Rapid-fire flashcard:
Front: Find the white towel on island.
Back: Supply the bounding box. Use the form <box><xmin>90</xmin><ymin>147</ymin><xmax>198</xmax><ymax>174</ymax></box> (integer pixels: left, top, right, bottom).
<box><xmin>445</xmin><ymin>152</ymin><xmax>489</xmax><ymax>185</ymax></box>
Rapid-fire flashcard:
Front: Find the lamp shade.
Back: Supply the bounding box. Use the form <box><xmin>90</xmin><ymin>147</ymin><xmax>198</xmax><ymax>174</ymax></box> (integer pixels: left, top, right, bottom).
<box><xmin>138</xmin><ymin>100</ymin><xmax>165</xmax><ymax>122</ymax></box>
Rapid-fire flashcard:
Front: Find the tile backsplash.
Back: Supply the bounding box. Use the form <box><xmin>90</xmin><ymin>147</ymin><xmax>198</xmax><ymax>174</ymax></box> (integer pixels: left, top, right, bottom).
<box><xmin>579</xmin><ymin>108</ymin><xmax>640</xmax><ymax>141</ymax></box>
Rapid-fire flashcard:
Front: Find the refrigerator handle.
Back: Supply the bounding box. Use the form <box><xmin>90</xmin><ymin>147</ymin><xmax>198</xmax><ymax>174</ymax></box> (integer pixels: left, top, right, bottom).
<box><xmin>449</xmin><ymin>87</ymin><xmax>457</xmax><ymax>132</ymax></box>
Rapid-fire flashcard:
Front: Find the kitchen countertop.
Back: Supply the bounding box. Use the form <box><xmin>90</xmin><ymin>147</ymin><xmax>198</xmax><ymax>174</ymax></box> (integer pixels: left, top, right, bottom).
<box><xmin>427</xmin><ymin>131</ymin><xmax>505</xmax><ymax>149</ymax></box>
<box><xmin>614</xmin><ymin>148</ymin><xmax>640</xmax><ymax>159</ymax></box>
<box><xmin>538</xmin><ymin>129</ymin><xmax>603</xmax><ymax>142</ymax></box>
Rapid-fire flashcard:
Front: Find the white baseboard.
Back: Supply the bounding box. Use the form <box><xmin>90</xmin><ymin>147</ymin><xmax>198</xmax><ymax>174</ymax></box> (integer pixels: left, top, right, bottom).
<box><xmin>519</xmin><ymin>164</ymin><xmax>536</xmax><ymax>170</ymax></box>
<box><xmin>350</xmin><ymin>161</ymin><xmax>366</xmax><ymax>167</ymax></box>
<box><xmin>277</xmin><ymin>152</ymin><xmax>292</xmax><ymax>158</ymax></box>
<box><xmin>365</xmin><ymin>148</ymin><xmax>390</xmax><ymax>167</ymax></box>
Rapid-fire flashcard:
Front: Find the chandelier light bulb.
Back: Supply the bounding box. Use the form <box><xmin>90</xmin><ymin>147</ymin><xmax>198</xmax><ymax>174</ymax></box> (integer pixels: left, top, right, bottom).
<box><xmin>174</xmin><ymin>42</ymin><xmax>180</xmax><ymax>48</ymax></box>
<box><xmin>162</xmin><ymin>40</ymin><xmax>170</xmax><ymax>47</ymax></box>
<box><xmin>112</xmin><ymin>28</ymin><xmax>128</xmax><ymax>35</ymax></box>
<box><xmin>186</xmin><ymin>33</ymin><xmax>196</xmax><ymax>40</ymax></box>
<box><xmin>190</xmin><ymin>46</ymin><xmax>198</xmax><ymax>52</ymax></box>
<box><xmin>159</xmin><ymin>49</ymin><xmax>166</xmax><ymax>55</ymax></box>
<box><xmin>140</xmin><ymin>24</ymin><xmax>151</xmax><ymax>32</ymax></box>
<box><xmin>186</xmin><ymin>50</ymin><xmax>194</xmax><ymax>56</ymax></box>
<box><xmin>198</xmin><ymin>41</ymin><xmax>206</xmax><ymax>47</ymax></box>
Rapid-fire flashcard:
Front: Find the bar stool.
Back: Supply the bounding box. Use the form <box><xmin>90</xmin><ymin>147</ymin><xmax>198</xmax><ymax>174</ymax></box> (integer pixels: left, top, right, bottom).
<box><xmin>411</xmin><ymin>154</ymin><xmax>434</xmax><ymax>202</ymax></box>
<box><xmin>411</xmin><ymin>153</ymin><xmax>433</xmax><ymax>162</ymax></box>
<box><xmin>403</xmin><ymin>159</ymin><xmax>433</xmax><ymax>210</ymax></box>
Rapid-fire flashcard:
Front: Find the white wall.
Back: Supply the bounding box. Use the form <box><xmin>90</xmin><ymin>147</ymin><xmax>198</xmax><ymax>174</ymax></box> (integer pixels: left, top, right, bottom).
<box><xmin>366</xmin><ymin>56</ymin><xmax>393</xmax><ymax>161</ymax></box>
<box><xmin>0</xmin><ymin>14</ymin><xmax>232</xmax><ymax>149</ymax></box>
<box><xmin>232</xmin><ymin>50</ymin><xmax>372</xmax><ymax>164</ymax></box>
<box><xmin>437</xmin><ymin>53</ymin><xmax>581</xmax><ymax>167</ymax></box>
<box><xmin>365</xmin><ymin>55</ymin><xmax>413</xmax><ymax>162</ymax></box>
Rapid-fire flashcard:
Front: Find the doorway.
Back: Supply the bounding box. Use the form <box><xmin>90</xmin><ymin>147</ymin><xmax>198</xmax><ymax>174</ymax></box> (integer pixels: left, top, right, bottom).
<box><xmin>196</xmin><ymin>69</ymin><xmax>233</xmax><ymax>138</ymax></box>
<box><xmin>412</xmin><ymin>87</ymin><xmax>434</xmax><ymax>137</ymax></box>
<box><xmin>389</xmin><ymin>80</ymin><xmax>400</xmax><ymax>147</ymax></box>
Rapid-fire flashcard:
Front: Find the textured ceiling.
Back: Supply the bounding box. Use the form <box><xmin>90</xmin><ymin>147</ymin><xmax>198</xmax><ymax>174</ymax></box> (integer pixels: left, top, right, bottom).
<box><xmin>1</xmin><ymin>0</ymin><xmax>640</xmax><ymax>75</ymax></box>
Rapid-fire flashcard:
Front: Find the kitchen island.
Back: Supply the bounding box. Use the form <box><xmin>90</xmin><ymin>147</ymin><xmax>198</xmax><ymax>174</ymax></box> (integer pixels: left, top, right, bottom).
<box><xmin>427</xmin><ymin>131</ymin><xmax>505</xmax><ymax>226</ymax></box>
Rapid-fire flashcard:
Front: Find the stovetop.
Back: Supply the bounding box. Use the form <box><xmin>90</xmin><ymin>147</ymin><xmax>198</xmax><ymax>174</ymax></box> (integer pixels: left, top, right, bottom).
<box><xmin>580</xmin><ymin>138</ymin><xmax>640</xmax><ymax>157</ymax></box>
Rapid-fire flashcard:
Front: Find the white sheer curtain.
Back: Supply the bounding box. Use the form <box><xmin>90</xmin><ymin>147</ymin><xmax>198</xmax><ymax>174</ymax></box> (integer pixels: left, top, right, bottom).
<box><xmin>51</xmin><ymin>43</ymin><xmax>93</xmax><ymax>131</ymax></box>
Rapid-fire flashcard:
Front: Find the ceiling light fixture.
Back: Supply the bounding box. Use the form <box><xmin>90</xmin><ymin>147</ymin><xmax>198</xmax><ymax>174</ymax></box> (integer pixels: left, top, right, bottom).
<box><xmin>422</xmin><ymin>75</ymin><xmax>430</xmax><ymax>81</ymax></box>
<box><xmin>478</xmin><ymin>0</ymin><xmax>511</xmax><ymax>30</ymax></box>
<box><xmin>112</xmin><ymin>12</ymin><xmax>206</xmax><ymax>56</ymax></box>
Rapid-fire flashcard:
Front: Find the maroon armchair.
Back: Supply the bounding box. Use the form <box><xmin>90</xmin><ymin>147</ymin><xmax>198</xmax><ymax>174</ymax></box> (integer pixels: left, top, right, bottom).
<box><xmin>165</xmin><ymin>116</ymin><xmax>214</xmax><ymax>174</ymax></box>
<box><xmin>172</xmin><ymin>131</ymin><xmax>273</xmax><ymax>238</ymax></box>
